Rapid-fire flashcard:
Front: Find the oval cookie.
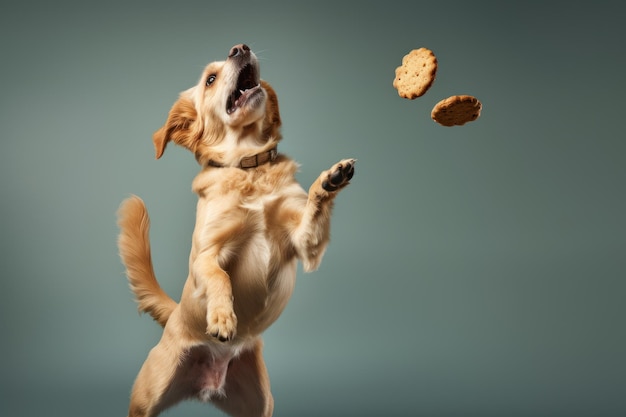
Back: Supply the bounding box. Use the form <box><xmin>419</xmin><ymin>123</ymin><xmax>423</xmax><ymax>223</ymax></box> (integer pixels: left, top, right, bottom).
<box><xmin>431</xmin><ymin>95</ymin><xmax>482</xmax><ymax>126</ymax></box>
<box><xmin>393</xmin><ymin>48</ymin><xmax>438</xmax><ymax>99</ymax></box>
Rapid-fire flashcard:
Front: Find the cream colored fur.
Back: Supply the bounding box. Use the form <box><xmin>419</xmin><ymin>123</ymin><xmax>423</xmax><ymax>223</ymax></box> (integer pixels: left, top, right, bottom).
<box><xmin>117</xmin><ymin>44</ymin><xmax>354</xmax><ymax>417</ymax></box>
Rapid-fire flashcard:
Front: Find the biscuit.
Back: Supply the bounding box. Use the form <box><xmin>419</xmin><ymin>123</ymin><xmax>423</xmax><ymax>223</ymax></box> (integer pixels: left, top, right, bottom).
<box><xmin>393</xmin><ymin>48</ymin><xmax>438</xmax><ymax>99</ymax></box>
<box><xmin>431</xmin><ymin>95</ymin><xmax>482</xmax><ymax>126</ymax></box>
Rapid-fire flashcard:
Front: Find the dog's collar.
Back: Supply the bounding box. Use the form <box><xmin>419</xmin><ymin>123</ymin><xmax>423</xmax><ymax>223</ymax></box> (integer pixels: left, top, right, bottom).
<box><xmin>207</xmin><ymin>147</ymin><xmax>278</xmax><ymax>169</ymax></box>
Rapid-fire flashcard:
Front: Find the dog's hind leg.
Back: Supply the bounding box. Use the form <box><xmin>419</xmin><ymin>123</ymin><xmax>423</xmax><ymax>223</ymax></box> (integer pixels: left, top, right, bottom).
<box><xmin>127</xmin><ymin>342</ymin><xmax>187</xmax><ymax>417</ymax></box>
<box><xmin>212</xmin><ymin>338</ymin><xmax>274</xmax><ymax>417</ymax></box>
<box><xmin>127</xmin><ymin>312</ymin><xmax>197</xmax><ymax>417</ymax></box>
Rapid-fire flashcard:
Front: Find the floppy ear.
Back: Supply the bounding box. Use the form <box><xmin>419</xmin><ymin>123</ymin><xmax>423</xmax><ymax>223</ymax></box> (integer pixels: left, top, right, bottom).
<box><xmin>152</xmin><ymin>93</ymin><xmax>202</xmax><ymax>159</ymax></box>
<box><xmin>260</xmin><ymin>80</ymin><xmax>282</xmax><ymax>141</ymax></box>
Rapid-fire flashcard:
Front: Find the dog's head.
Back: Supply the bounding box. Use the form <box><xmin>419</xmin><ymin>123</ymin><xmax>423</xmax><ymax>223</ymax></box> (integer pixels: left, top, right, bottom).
<box><xmin>153</xmin><ymin>44</ymin><xmax>282</xmax><ymax>165</ymax></box>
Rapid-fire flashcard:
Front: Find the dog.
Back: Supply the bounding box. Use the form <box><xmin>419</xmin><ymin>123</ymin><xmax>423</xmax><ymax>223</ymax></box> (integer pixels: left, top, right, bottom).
<box><xmin>117</xmin><ymin>44</ymin><xmax>355</xmax><ymax>417</ymax></box>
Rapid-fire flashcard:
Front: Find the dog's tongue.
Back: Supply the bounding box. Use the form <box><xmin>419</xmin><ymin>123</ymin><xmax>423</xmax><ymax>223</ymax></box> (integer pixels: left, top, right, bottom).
<box><xmin>229</xmin><ymin>84</ymin><xmax>260</xmax><ymax>113</ymax></box>
<box><xmin>235</xmin><ymin>90</ymin><xmax>248</xmax><ymax>106</ymax></box>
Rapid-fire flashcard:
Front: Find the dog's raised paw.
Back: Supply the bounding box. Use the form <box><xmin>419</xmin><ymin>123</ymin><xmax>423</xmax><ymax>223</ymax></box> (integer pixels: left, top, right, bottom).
<box><xmin>206</xmin><ymin>307</ymin><xmax>237</xmax><ymax>342</ymax></box>
<box><xmin>322</xmin><ymin>159</ymin><xmax>356</xmax><ymax>192</ymax></box>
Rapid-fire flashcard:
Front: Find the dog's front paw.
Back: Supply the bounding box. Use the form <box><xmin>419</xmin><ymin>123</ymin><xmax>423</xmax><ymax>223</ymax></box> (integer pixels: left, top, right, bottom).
<box><xmin>322</xmin><ymin>159</ymin><xmax>356</xmax><ymax>192</ymax></box>
<box><xmin>207</xmin><ymin>306</ymin><xmax>237</xmax><ymax>342</ymax></box>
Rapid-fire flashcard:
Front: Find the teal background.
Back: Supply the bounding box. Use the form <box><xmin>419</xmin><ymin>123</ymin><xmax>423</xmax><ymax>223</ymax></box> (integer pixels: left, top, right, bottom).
<box><xmin>1</xmin><ymin>1</ymin><xmax>625</xmax><ymax>416</ymax></box>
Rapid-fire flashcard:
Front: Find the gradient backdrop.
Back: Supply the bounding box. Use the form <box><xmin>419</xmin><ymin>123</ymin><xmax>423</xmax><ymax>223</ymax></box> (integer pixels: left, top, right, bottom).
<box><xmin>1</xmin><ymin>1</ymin><xmax>624</xmax><ymax>416</ymax></box>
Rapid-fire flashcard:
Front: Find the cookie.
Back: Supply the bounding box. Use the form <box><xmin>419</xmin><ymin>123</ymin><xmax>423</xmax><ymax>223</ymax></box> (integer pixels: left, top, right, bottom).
<box><xmin>393</xmin><ymin>48</ymin><xmax>438</xmax><ymax>99</ymax></box>
<box><xmin>431</xmin><ymin>95</ymin><xmax>482</xmax><ymax>126</ymax></box>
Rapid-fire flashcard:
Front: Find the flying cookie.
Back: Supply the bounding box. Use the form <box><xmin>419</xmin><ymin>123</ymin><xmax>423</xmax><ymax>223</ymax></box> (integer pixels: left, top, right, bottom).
<box><xmin>431</xmin><ymin>95</ymin><xmax>482</xmax><ymax>126</ymax></box>
<box><xmin>393</xmin><ymin>48</ymin><xmax>438</xmax><ymax>99</ymax></box>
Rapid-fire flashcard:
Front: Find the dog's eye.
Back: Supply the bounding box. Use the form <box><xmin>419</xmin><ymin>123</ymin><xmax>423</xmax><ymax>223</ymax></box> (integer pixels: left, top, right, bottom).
<box><xmin>206</xmin><ymin>74</ymin><xmax>217</xmax><ymax>86</ymax></box>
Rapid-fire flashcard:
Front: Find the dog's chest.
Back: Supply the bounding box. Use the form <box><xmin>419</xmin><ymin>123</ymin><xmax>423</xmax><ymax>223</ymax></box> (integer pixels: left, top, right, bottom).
<box><xmin>193</xmin><ymin>184</ymin><xmax>297</xmax><ymax>335</ymax></box>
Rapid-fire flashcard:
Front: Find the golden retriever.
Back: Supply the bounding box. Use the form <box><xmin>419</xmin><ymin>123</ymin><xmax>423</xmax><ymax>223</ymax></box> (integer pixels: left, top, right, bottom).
<box><xmin>117</xmin><ymin>44</ymin><xmax>355</xmax><ymax>417</ymax></box>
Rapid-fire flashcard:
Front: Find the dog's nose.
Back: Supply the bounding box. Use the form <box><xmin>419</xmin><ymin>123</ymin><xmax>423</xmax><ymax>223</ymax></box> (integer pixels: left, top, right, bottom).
<box><xmin>229</xmin><ymin>44</ymin><xmax>250</xmax><ymax>58</ymax></box>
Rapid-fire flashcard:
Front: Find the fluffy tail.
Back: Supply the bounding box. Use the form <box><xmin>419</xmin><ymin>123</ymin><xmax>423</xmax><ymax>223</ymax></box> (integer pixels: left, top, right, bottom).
<box><xmin>117</xmin><ymin>195</ymin><xmax>177</xmax><ymax>327</ymax></box>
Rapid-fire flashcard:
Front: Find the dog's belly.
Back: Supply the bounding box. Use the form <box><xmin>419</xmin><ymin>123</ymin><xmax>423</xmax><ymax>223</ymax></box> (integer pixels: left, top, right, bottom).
<box><xmin>229</xmin><ymin>234</ymin><xmax>298</xmax><ymax>337</ymax></box>
<box><xmin>191</xmin><ymin>193</ymin><xmax>299</xmax><ymax>338</ymax></box>
<box><xmin>195</xmin><ymin>359</ymin><xmax>229</xmax><ymax>402</ymax></box>
<box><xmin>172</xmin><ymin>343</ymin><xmax>235</xmax><ymax>402</ymax></box>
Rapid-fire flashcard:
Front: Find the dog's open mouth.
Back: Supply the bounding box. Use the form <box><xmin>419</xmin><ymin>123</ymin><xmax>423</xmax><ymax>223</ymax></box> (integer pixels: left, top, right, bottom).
<box><xmin>226</xmin><ymin>64</ymin><xmax>261</xmax><ymax>114</ymax></box>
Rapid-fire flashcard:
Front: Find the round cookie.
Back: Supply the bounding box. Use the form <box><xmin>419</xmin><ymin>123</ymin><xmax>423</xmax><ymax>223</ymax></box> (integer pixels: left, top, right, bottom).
<box><xmin>393</xmin><ymin>48</ymin><xmax>438</xmax><ymax>99</ymax></box>
<box><xmin>431</xmin><ymin>95</ymin><xmax>482</xmax><ymax>126</ymax></box>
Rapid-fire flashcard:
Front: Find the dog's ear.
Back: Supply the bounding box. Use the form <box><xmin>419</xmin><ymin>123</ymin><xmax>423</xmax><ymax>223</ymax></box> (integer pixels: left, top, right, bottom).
<box><xmin>260</xmin><ymin>80</ymin><xmax>282</xmax><ymax>141</ymax></box>
<box><xmin>152</xmin><ymin>92</ymin><xmax>202</xmax><ymax>159</ymax></box>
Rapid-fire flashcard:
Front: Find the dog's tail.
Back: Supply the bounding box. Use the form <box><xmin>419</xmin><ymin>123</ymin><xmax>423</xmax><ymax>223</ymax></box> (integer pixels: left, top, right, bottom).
<box><xmin>117</xmin><ymin>195</ymin><xmax>177</xmax><ymax>327</ymax></box>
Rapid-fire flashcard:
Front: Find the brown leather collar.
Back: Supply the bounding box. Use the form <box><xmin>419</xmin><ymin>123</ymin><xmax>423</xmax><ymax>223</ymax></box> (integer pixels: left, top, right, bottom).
<box><xmin>207</xmin><ymin>147</ymin><xmax>278</xmax><ymax>169</ymax></box>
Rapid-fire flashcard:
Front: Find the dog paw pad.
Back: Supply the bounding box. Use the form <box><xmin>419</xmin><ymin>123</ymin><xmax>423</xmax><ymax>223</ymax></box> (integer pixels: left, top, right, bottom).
<box><xmin>322</xmin><ymin>159</ymin><xmax>355</xmax><ymax>192</ymax></box>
